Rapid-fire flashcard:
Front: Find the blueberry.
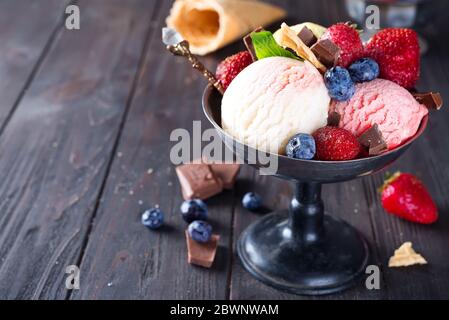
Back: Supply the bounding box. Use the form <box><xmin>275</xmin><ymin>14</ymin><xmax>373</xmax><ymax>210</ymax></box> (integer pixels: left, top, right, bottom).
<box><xmin>188</xmin><ymin>220</ymin><xmax>213</xmax><ymax>243</ymax></box>
<box><xmin>180</xmin><ymin>199</ymin><xmax>208</xmax><ymax>223</ymax></box>
<box><xmin>286</xmin><ymin>133</ymin><xmax>316</xmax><ymax>160</ymax></box>
<box><xmin>348</xmin><ymin>58</ymin><xmax>379</xmax><ymax>83</ymax></box>
<box><xmin>242</xmin><ymin>192</ymin><xmax>262</xmax><ymax>211</ymax></box>
<box><xmin>141</xmin><ymin>208</ymin><xmax>164</xmax><ymax>230</ymax></box>
<box><xmin>324</xmin><ymin>66</ymin><xmax>356</xmax><ymax>101</ymax></box>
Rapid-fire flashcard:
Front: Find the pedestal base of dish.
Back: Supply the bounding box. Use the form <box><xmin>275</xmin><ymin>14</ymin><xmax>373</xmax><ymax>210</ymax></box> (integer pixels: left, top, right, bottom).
<box><xmin>202</xmin><ymin>84</ymin><xmax>428</xmax><ymax>296</ymax></box>
<box><xmin>237</xmin><ymin>183</ymin><xmax>370</xmax><ymax>296</ymax></box>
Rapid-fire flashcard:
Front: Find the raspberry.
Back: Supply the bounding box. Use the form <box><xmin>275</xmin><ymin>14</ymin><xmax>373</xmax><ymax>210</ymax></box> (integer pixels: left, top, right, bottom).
<box><xmin>216</xmin><ymin>51</ymin><xmax>253</xmax><ymax>91</ymax></box>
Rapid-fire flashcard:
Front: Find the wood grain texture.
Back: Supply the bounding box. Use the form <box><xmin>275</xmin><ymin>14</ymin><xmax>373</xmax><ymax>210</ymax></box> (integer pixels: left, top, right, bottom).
<box><xmin>228</xmin><ymin>0</ymin><xmax>384</xmax><ymax>300</ymax></box>
<box><xmin>229</xmin><ymin>0</ymin><xmax>449</xmax><ymax>300</ymax></box>
<box><xmin>0</xmin><ymin>0</ymin><xmax>70</xmax><ymax>129</ymax></box>
<box><xmin>1</xmin><ymin>0</ymin><xmax>448</xmax><ymax>300</ymax></box>
<box><xmin>0</xmin><ymin>0</ymin><xmax>156</xmax><ymax>299</ymax></box>
<box><xmin>70</xmin><ymin>0</ymin><xmax>237</xmax><ymax>300</ymax></box>
<box><xmin>360</xmin><ymin>29</ymin><xmax>449</xmax><ymax>299</ymax></box>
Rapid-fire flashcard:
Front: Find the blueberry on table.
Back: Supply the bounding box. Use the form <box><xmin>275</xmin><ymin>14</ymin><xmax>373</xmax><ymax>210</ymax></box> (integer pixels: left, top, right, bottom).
<box><xmin>348</xmin><ymin>58</ymin><xmax>379</xmax><ymax>83</ymax></box>
<box><xmin>286</xmin><ymin>133</ymin><xmax>316</xmax><ymax>160</ymax></box>
<box><xmin>180</xmin><ymin>199</ymin><xmax>208</xmax><ymax>223</ymax></box>
<box><xmin>242</xmin><ymin>192</ymin><xmax>262</xmax><ymax>211</ymax></box>
<box><xmin>324</xmin><ymin>66</ymin><xmax>355</xmax><ymax>101</ymax></box>
<box><xmin>188</xmin><ymin>220</ymin><xmax>213</xmax><ymax>243</ymax></box>
<box><xmin>141</xmin><ymin>208</ymin><xmax>164</xmax><ymax>230</ymax></box>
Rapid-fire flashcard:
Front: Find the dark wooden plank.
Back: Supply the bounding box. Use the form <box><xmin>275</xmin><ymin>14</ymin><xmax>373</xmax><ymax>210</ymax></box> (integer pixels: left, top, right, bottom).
<box><xmin>228</xmin><ymin>0</ymin><xmax>386</xmax><ymax>300</ymax></box>
<box><xmin>0</xmin><ymin>0</ymin><xmax>156</xmax><ymax>299</ymax></box>
<box><xmin>0</xmin><ymin>0</ymin><xmax>69</xmax><ymax>129</ymax></box>
<box><xmin>360</xmin><ymin>31</ymin><xmax>449</xmax><ymax>299</ymax></box>
<box><xmin>70</xmin><ymin>0</ymin><xmax>235</xmax><ymax>300</ymax></box>
<box><xmin>230</xmin><ymin>0</ymin><xmax>449</xmax><ymax>300</ymax></box>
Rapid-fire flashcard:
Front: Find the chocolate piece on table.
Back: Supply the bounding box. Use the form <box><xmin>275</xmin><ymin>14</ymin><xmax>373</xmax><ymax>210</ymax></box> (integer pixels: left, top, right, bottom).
<box><xmin>185</xmin><ymin>231</ymin><xmax>220</xmax><ymax>268</ymax></box>
<box><xmin>208</xmin><ymin>163</ymin><xmax>240</xmax><ymax>189</ymax></box>
<box><xmin>310</xmin><ymin>39</ymin><xmax>340</xmax><ymax>68</ymax></box>
<box><xmin>358</xmin><ymin>124</ymin><xmax>388</xmax><ymax>156</ymax></box>
<box><xmin>243</xmin><ymin>27</ymin><xmax>264</xmax><ymax>62</ymax></box>
<box><xmin>412</xmin><ymin>92</ymin><xmax>443</xmax><ymax>110</ymax></box>
<box><xmin>327</xmin><ymin>111</ymin><xmax>341</xmax><ymax>127</ymax></box>
<box><xmin>191</xmin><ymin>158</ymin><xmax>241</xmax><ymax>189</ymax></box>
<box><xmin>297</xmin><ymin>26</ymin><xmax>317</xmax><ymax>47</ymax></box>
<box><xmin>176</xmin><ymin>163</ymin><xmax>223</xmax><ymax>200</ymax></box>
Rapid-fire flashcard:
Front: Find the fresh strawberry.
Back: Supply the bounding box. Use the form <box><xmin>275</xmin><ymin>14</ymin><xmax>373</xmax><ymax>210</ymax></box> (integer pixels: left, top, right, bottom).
<box><xmin>216</xmin><ymin>51</ymin><xmax>253</xmax><ymax>91</ymax></box>
<box><xmin>380</xmin><ymin>172</ymin><xmax>438</xmax><ymax>224</ymax></box>
<box><xmin>365</xmin><ymin>28</ymin><xmax>420</xmax><ymax>88</ymax></box>
<box><xmin>321</xmin><ymin>22</ymin><xmax>364</xmax><ymax>67</ymax></box>
<box><xmin>312</xmin><ymin>126</ymin><xmax>361</xmax><ymax>161</ymax></box>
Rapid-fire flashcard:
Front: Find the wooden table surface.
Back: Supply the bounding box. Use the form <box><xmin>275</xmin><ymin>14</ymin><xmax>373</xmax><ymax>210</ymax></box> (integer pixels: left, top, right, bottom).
<box><xmin>0</xmin><ymin>0</ymin><xmax>448</xmax><ymax>300</ymax></box>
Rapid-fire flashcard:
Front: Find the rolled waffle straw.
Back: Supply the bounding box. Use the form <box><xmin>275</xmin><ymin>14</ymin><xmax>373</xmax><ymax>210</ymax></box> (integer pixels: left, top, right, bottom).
<box><xmin>388</xmin><ymin>242</ymin><xmax>427</xmax><ymax>268</ymax></box>
<box><xmin>166</xmin><ymin>0</ymin><xmax>286</xmax><ymax>55</ymax></box>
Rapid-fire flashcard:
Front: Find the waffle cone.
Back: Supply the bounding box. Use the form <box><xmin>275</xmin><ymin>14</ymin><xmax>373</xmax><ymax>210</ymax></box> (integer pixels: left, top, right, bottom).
<box><xmin>167</xmin><ymin>0</ymin><xmax>286</xmax><ymax>55</ymax></box>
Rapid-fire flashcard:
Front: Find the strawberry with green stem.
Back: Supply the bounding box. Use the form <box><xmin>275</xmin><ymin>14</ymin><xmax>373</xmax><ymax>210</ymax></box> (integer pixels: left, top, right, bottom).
<box><xmin>380</xmin><ymin>172</ymin><xmax>438</xmax><ymax>224</ymax></box>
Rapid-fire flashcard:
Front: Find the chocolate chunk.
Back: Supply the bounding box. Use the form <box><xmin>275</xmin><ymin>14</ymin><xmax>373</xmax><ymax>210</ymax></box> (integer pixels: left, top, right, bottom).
<box><xmin>176</xmin><ymin>163</ymin><xmax>223</xmax><ymax>200</ymax></box>
<box><xmin>327</xmin><ymin>111</ymin><xmax>341</xmax><ymax>127</ymax></box>
<box><xmin>297</xmin><ymin>26</ymin><xmax>317</xmax><ymax>47</ymax></box>
<box><xmin>190</xmin><ymin>158</ymin><xmax>241</xmax><ymax>189</ymax></box>
<box><xmin>358</xmin><ymin>124</ymin><xmax>388</xmax><ymax>156</ymax></box>
<box><xmin>311</xmin><ymin>39</ymin><xmax>340</xmax><ymax>68</ymax></box>
<box><xmin>243</xmin><ymin>27</ymin><xmax>264</xmax><ymax>62</ymax></box>
<box><xmin>412</xmin><ymin>92</ymin><xmax>443</xmax><ymax>110</ymax></box>
<box><xmin>186</xmin><ymin>231</ymin><xmax>219</xmax><ymax>268</ymax></box>
<box><xmin>208</xmin><ymin>163</ymin><xmax>240</xmax><ymax>189</ymax></box>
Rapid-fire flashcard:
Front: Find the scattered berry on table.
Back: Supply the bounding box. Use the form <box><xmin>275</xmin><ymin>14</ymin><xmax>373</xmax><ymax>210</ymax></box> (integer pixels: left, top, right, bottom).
<box><xmin>365</xmin><ymin>28</ymin><xmax>420</xmax><ymax>88</ymax></box>
<box><xmin>313</xmin><ymin>126</ymin><xmax>361</xmax><ymax>161</ymax></box>
<box><xmin>286</xmin><ymin>133</ymin><xmax>316</xmax><ymax>160</ymax></box>
<box><xmin>321</xmin><ymin>22</ymin><xmax>364</xmax><ymax>67</ymax></box>
<box><xmin>141</xmin><ymin>208</ymin><xmax>164</xmax><ymax>230</ymax></box>
<box><xmin>188</xmin><ymin>220</ymin><xmax>213</xmax><ymax>243</ymax></box>
<box><xmin>348</xmin><ymin>58</ymin><xmax>379</xmax><ymax>83</ymax></box>
<box><xmin>380</xmin><ymin>172</ymin><xmax>438</xmax><ymax>224</ymax></box>
<box><xmin>216</xmin><ymin>51</ymin><xmax>253</xmax><ymax>91</ymax></box>
<box><xmin>180</xmin><ymin>199</ymin><xmax>208</xmax><ymax>223</ymax></box>
<box><xmin>324</xmin><ymin>66</ymin><xmax>355</xmax><ymax>101</ymax></box>
<box><xmin>242</xmin><ymin>192</ymin><xmax>262</xmax><ymax>211</ymax></box>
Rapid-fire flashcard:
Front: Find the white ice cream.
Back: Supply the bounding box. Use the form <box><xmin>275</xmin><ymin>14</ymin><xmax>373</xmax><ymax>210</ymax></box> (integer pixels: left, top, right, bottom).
<box><xmin>221</xmin><ymin>57</ymin><xmax>330</xmax><ymax>154</ymax></box>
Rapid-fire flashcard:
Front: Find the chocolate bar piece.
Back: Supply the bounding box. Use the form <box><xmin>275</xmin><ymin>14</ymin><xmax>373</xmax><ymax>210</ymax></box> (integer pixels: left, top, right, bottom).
<box><xmin>413</xmin><ymin>92</ymin><xmax>443</xmax><ymax>110</ymax></box>
<box><xmin>186</xmin><ymin>231</ymin><xmax>220</xmax><ymax>268</ymax></box>
<box><xmin>243</xmin><ymin>27</ymin><xmax>264</xmax><ymax>62</ymax></box>
<box><xmin>176</xmin><ymin>163</ymin><xmax>223</xmax><ymax>200</ymax></box>
<box><xmin>327</xmin><ymin>111</ymin><xmax>341</xmax><ymax>127</ymax></box>
<box><xmin>297</xmin><ymin>26</ymin><xmax>317</xmax><ymax>47</ymax></box>
<box><xmin>358</xmin><ymin>124</ymin><xmax>388</xmax><ymax>156</ymax></box>
<box><xmin>201</xmin><ymin>157</ymin><xmax>240</xmax><ymax>189</ymax></box>
<box><xmin>311</xmin><ymin>39</ymin><xmax>340</xmax><ymax>68</ymax></box>
<box><xmin>208</xmin><ymin>163</ymin><xmax>240</xmax><ymax>189</ymax></box>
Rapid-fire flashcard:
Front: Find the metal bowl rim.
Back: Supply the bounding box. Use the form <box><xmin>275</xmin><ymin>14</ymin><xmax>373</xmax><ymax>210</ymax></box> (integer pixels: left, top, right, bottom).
<box><xmin>202</xmin><ymin>85</ymin><xmax>428</xmax><ymax>166</ymax></box>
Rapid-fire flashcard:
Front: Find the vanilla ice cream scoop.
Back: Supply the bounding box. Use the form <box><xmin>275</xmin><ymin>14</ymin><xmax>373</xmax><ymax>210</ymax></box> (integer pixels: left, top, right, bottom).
<box><xmin>221</xmin><ymin>57</ymin><xmax>330</xmax><ymax>154</ymax></box>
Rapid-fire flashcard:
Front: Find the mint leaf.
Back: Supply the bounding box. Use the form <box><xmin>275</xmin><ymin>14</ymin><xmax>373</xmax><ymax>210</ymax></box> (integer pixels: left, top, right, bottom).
<box><xmin>251</xmin><ymin>31</ymin><xmax>300</xmax><ymax>61</ymax></box>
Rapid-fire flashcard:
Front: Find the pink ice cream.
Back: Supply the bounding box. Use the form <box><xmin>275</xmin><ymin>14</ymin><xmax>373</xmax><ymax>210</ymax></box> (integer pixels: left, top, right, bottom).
<box><xmin>332</xmin><ymin>79</ymin><xmax>428</xmax><ymax>150</ymax></box>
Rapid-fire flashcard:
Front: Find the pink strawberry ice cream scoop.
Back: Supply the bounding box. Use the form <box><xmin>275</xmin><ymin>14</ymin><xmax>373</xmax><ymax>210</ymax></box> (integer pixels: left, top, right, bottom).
<box><xmin>332</xmin><ymin>79</ymin><xmax>428</xmax><ymax>150</ymax></box>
